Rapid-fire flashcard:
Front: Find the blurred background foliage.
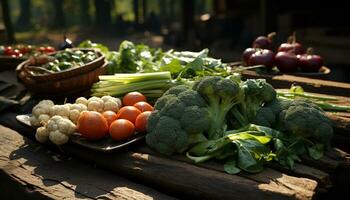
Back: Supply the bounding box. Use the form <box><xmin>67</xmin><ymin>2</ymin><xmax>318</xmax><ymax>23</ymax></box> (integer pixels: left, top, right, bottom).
<box><xmin>1</xmin><ymin>0</ymin><xmax>350</xmax><ymax>82</ymax></box>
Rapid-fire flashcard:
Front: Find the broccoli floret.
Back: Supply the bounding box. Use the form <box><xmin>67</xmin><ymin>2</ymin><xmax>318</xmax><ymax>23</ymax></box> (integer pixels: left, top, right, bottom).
<box><xmin>194</xmin><ymin>76</ymin><xmax>244</xmax><ymax>139</ymax></box>
<box><xmin>163</xmin><ymin>85</ymin><xmax>189</xmax><ymax>96</ymax></box>
<box><xmin>146</xmin><ymin>116</ymin><xmax>188</xmax><ymax>155</ymax></box>
<box><xmin>180</xmin><ymin>106</ymin><xmax>210</xmax><ymax>134</ymax></box>
<box><xmin>154</xmin><ymin>94</ymin><xmax>176</xmax><ymax>110</ymax></box>
<box><xmin>159</xmin><ymin>97</ymin><xmax>186</xmax><ymax>119</ymax></box>
<box><xmin>279</xmin><ymin>100</ymin><xmax>333</xmax><ymax>146</ymax></box>
<box><xmin>230</xmin><ymin>79</ymin><xmax>277</xmax><ymax>127</ymax></box>
<box><xmin>146</xmin><ymin>84</ymin><xmax>211</xmax><ymax>155</ymax></box>
<box><xmin>254</xmin><ymin>99</ymin><xmax>333</xmax><ymax>147</ymax></box>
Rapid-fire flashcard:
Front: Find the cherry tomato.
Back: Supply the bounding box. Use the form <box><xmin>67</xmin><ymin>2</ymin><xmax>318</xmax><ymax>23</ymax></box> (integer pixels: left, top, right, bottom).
<box><xmin>102</xmin><ymin>111</ymin><xmax>118</xmax><ymax>127</ymax></box>
<box><xmin>122</xmin><ymin>92</ymin><xmax>146</xmax><ymax>106</ymax></box>
<box><xmin>44</xmin><ymin>46</ymin><xmax>55</xmax><ymax>53</ymax></box>
<box><xmin>4</xmin><ymin>46</ymin><xmax>13</xmax><ymax>56</ymax></box>
<box><xmin>19</xmin><ymin>45</ymin><xmax>32</xmax><ymax>54</ymax></box>
<box><xmin>133</xmin><ymin>101</ymin><xmax>153</xmax><ymax>112</ymax></box>
<box><xmin>12</xmin><ymin>49</ymin><xmax>23</xmax><ymax>57</ymax></box>
<box><xmin>117</xmin><ymin>106</ymin><xmax>141</xmax><ymax>124</ymax></box>
<box><xmin>109</xmin><ymin>119</ymin><xmax>135</xmax><ymax>141</ymax></box>
<box><xmin>37</xmin><ymin>46</ymin><xmax>46</xmax><ymax>52</ymax></box>
<box><xmin>135</xmin><ymin>111</ymin><xmax>152</xmax><ymax>133</ymax></box>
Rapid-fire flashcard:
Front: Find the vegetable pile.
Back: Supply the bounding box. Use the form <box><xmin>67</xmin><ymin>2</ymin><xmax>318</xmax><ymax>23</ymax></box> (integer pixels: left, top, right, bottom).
<box><xmin>31</xmin><ymin>95</ymin><xmax>122</xmax><ymax>145</ymax></box>
<box><xmin>0</xmin><ymin>45</ymin><xmax>55</xmax><ymax>58</ymax></box>
<box><xmin>31</xmin><ymin>92</ymin><xmax>154</xmax><ymax>145</ymax></box>
<box><xmin>29</xmin><ymin>49</ymin><xmax>99</xmax><ymax>74</ymax></box>
<box><xmin>243</xmin><ymin>32</ymin><xmax>324</xmax><ymax>73</ymax></box>
<box><xmin>146</xmin><ymin>76</ymin><xmax>334</xmax><ymax>173</ymax></box>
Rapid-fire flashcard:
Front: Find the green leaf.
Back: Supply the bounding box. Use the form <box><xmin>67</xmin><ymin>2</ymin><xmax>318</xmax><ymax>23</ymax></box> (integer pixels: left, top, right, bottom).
<box><xmin>159</xmin><ymin>59</ymin><xmax>183</xmax><ymax>75</ymax></box>
<box><xmin>307</xmin><ymin>144</ymin><xmax>324</xmax><ymax>160</ymax></box>
<box><xmin>224</xmin><ymin>160</ymin><xmax>241</xmax><ymax>174</ymax></box>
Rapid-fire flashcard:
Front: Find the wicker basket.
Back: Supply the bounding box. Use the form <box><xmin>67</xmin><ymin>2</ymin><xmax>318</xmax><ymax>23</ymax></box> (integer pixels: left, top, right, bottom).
<box><xmin>17</xmin><ymin>60</ymin><xmax>107</xmax><ymax>95</ymax></box>
<box><xmin>18</xmin><ymin>48</ymin><xmax>105</xmax><ymax>82</ymax></box>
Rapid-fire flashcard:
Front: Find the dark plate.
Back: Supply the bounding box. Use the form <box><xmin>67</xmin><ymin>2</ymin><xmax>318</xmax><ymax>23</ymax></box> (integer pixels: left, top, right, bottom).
<box><xmin>16</xmin><ymin>114</ymin><xmax>145</xmax><ymax>152</ymax></box>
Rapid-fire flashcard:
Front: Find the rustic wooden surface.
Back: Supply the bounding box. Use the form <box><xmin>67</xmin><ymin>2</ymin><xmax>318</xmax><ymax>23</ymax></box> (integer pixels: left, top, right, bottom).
<box><xmin>0</xmin><ymin>125</ymin><xmax>177</xmax><ymax>200</ymax></box>
<box><xmin>0</xmin><ymin>124</ymin><xmax>319</xmax><ymax>200</ymax></box>
<box><xmin>242</xmin><ymin>70</ymin><xmax>350</xmax><ymax>97</ymax></box>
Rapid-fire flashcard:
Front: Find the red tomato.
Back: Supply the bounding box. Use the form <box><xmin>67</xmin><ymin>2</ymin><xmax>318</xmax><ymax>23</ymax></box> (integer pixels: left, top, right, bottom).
<box><xmin>122</xmin><ymin>92</ymin><xmax>146</xmax><ymax>106</ymax></box>
<box><xmin>102</xmin><ymin>111</ymin><xmax>118</xmax><ymax>127</ymax></box>
<box><xmin>133</xmin><ymin>101</ymin><xmax>153</xmax><ymax>112</ymax></box>
<box><xmin>117</xmin><ymin>106</ymin><xmax>141</xmax><ymax>124</ymax></box>
<box><xmin>37</xmin><ymin>46</ymin><xmax>46</xmax><ymax>52</ymax></box>
<box><xmin>4</xmin><ymin>46</ymin><xmax>13</xmax><ymax>56</ymax></box>
<box><xmin>77</xmin><ymin>111</ymin><xmax>109</xmax><ymax>140</ymax></box>
<box><xmin>109</xmin><ymin>119</ymin><xmax>135</xmax><ymax>141</ymax></box>
<box><xmin>135</xmin><ymin>111</ymin><xmax>152</xmax><ymax>133</ymax></box>
<box><xmin>44</xmin><ymin>46</ymin><xmax>55</xmax><ymax>53</ymax></box>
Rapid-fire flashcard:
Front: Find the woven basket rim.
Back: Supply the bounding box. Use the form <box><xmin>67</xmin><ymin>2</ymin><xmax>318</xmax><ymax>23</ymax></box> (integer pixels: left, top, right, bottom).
<box><xmin>17</xmin><ymin>48</ymin><xmax>105</xmax><ymax>82</ymax></box>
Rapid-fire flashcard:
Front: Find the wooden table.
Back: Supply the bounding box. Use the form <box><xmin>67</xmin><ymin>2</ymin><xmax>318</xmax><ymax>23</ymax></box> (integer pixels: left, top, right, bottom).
<box><xmin>0</xmin><ymin>125</ymin><xmax>176</xmax><ymax>200</ymax></box>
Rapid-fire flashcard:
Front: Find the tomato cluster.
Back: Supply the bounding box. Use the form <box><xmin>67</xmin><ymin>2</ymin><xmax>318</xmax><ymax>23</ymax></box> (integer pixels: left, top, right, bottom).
<box><xmin>242</xmin><ymin>33</ymin><xmax>324</xmax><ymax>73</ymax></box>
<box><xmin>0</xmin><ymin>45</ymin><xmax>56</xmax><ymax>58</ymax></box>
<box><xmin>77</xmin><ymin>92</ymin><xmax>153</xmax><ymax>142</ymax></box>
<box><xmin>110</xmin><ymin>92</ymin><xmax>153</xmax><ymax>141</ymax></box>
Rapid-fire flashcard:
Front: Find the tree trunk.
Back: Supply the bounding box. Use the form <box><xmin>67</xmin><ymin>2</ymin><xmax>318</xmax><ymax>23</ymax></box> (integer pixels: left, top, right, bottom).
<box><xmin>80</xmin><ymin>0</ymin><xmax>90</xmax><ymax>25</ymax></box>
<box><xmin>16</xmin><ymin>0</ymin><xmax>31</xmax><ymax>28</ymax></box>
<box><xmin>94</xmin><ymin>0</ymin><xmax>111</xmax><ymax>27</ymax></box>
<box><xmin>52</xmin><ymin>0</ymin><xmax>65</xmax><ymax>28</ymax></box>
<box><xmin>133</xmin><ymin>0</ymin><xmax>139</xmax><ymax>25</ymax></box>
<box><xmin>181</xmin><ymin>0</ymin><xmax>194</xmax><ymax>46</ymax></box>
<box><xmin>0</xmin><ymin>0</ymin><xmax>16</xmax><ymax>43</ymax></box>
<box><xmin>142</xmin><ymin>0</ymin><xmax>147</xmax><ymax>23</ymax></box>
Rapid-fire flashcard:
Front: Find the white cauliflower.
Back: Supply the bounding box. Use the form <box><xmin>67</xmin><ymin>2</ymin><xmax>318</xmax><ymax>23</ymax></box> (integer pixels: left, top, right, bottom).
<box><xmin>57</xmin><ymin>118</ymin><xmax>76</xmax><ymax>136</ymax></box>
<box><xmin>101</xmin><ymin>96</ymin><xmax>122</xmax><ymax>112</ymax></box>
<box><xmin>30</xmin><ymin>116</ymin><xmax>41</xmax><ymax>127</ymax></box>
<box><xmin>69</xmin><ymin>103</ymin><xmax>87</xmax><ymax>124</ymax></box>
<box><xmin>31</xmin><ymin>100</ymin><xmax>55</xmax><ymax>126</ymax></box>
<box><xmin>44</xmin><ymin>115</ymin><xmax>77</xmax><ymax>145</ymax></box>
<box><xmin>32</xmin><ymin>100</ymin><xmax>54</xmax><ymax>117</ymax></box>
<box><xmin>35</xmin><ymin>126</ymin><xmax>50</xmax><ymax>143</ymax></box>
<box><xmin>87</xmin><ymin>97</ymin><xmax>104</xmax><ymax>112</ymax></box>
<box><xmin>76</xmin><ymin>97</ymin><xmax>88</xmax><ymax>106</ymax></box>
<box><xmin>38</xmin><ymin>114</ymin><xmax>51</xmax><ymax>124</ymax></box>
<box><xmin>49</xmin><ymin>104</ymin><xmax>70</xmax><ymax>118</ymax></box>
<box><xmin>49</xmin><ymin>130</ymin><xmax>69</xmax><ymax>145</ymax></box>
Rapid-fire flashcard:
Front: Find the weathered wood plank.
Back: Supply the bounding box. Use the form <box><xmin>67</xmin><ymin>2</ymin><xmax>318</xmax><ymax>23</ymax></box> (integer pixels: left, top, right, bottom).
<box><xmin>241</xmin><ymin>70</ymin><xmax>350</xmax><ymax>97</ymax></box>
<box><xmin>137</xmin><ymin>146</ymin><xmax>324</xmax><ymax>192</ymax></box>
<box><xmin>64</xmin><ymin>144</ymin><xmax>317</xmax><ymax>200</ymax></box>
<box><xmin>0</xmin><ymin>125</ymin><xmax>176</xmax><ymax>200</ymax></box>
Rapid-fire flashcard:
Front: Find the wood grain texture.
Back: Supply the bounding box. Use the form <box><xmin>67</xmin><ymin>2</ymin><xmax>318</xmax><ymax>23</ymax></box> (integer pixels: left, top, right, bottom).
<box><xmin>241</xmin><ymin>70</ymin><xmax>350</xmax><ymax>97</ymax></box>
<box><xmin>0</xmin><ymin>125</ymin><xmax>176</xmax><ymax>200</ymax></box>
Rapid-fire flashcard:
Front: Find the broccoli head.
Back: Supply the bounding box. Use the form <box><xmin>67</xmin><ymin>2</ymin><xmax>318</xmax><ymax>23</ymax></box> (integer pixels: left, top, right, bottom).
<box><xmin>146</xmin><ymin>116</ymin><xmax>188</xmax><ymax>155</ymax></box>
<box><xmin>229</xmin><ymin>79</ymin><xmax>277</xmax><ymax>128</ymax></box>
<box><xmin>194</xmin><ymin>76</ymin><xmax>244</xmax><ymax>139</ymax></box>
<box><xmin>279</xmin><ymin>100</ymin><xmax>333</xmax><ymax>146</ymax></box>
<box><xmin>146</xmin><ymin>85</ymin><xmax>211</xmax><ymax>155</ymax></box>
<box><xmin>254</xmin><ymin>98</ymin><xmax>333</xmax><ymax>147</ymax></box>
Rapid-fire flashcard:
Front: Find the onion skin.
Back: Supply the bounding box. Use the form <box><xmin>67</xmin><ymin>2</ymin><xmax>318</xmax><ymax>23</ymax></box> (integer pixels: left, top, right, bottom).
<box><xmin>242</xmin><ymin>48</ymin><xmax>258</xmax><ymax>65</ymax></box>
<box><xmin>278</xmin><ymin>42</ymin><xmax>305</xmax><ymax>55</ymax></box>
<box><xmin>275</xmin><ymin>52</ymin><xmax>299</xmax><ymax>72</ymax></box>
<box><xmin>298</xmin><ymin>54</ymin><xmax>323</xmax><ymax>72</ymax></box>
<box><xmin>248</xmin><ymin>49</ymin><xmax>275</xmax><ymax>70</ymax></box>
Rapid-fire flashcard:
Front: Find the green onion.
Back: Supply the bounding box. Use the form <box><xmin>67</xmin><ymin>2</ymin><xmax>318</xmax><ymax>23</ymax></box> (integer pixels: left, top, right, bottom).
<box><xmin>91</xmin><ymin>72</ymin><xmax>175</xmax><ymax>97</ymax></box>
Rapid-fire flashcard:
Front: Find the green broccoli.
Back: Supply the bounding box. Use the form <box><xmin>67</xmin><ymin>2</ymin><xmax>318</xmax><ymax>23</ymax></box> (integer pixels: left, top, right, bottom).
<box><xmin>194</xmin><ymin>76</ymin><xmax>244</xmax><ymax>139</ymax></box>
<box><xmin>231</xmin><ymin>79</ymin><xmax>276</xmax><ymax>127</ymax></box>
<box><xmin>253</xmin><ymin>98</ymin><xmax>333</xmax><ymax>168</ymax></box>
<box><xmin>146</xmin><ymin>85</ymin><xmax>211</xmax><ymax>155</ymax></box>
<box><xmin>254</xmin><ymin>98</ymin><xmax>333</xmax><ymax>145</ymax></box>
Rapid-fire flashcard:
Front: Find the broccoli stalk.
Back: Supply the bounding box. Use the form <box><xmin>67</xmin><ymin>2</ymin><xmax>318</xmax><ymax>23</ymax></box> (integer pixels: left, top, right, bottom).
<box><xmin>229</xmin><ymin>79</ymin><xmax>277</xmax><ymax>128</ymax></box>
<box><xmin>194</xmin><ymin>76</ymin><xmax>245</xmax><ymax>140</ymax></box>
